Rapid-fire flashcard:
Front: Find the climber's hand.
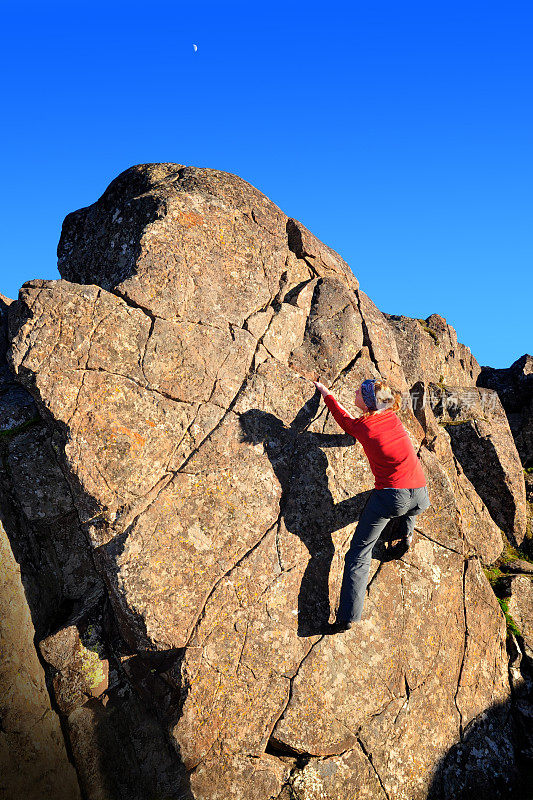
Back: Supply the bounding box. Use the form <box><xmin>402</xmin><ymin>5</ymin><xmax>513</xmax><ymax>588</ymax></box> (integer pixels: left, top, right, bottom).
<box><xmin>313</xmin><ymin>380</ymin><xmax>330</xmax><ymax>397</ymax></box>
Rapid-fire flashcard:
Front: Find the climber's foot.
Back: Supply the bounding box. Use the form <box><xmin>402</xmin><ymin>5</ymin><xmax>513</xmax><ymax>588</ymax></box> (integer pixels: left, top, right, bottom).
<box><xmin>323</xmin><ymin>620</ymin><xmax>354</xmax><ymax>635</ymax></box>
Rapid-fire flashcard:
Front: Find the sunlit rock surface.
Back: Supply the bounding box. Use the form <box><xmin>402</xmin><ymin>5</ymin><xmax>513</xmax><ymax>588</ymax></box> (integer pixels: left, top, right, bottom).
<box><xmin>1</xmin><ymin>165</ymin><xmax>531</xmax><ymax>799</ymax></box>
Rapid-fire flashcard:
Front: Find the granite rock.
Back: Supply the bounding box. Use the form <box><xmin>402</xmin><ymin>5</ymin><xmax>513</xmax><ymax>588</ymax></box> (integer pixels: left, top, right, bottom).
<box><xmin>1</xmin><ymin>164</ymin><xmax>530</xmax><ymax>799</ymax></box>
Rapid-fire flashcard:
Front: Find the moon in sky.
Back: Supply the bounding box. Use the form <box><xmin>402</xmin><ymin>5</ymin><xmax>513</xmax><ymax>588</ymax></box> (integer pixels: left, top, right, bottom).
<box><xmin>193</xmin><ymin>44</ymin><xmax>198</xmax><ymax>52</ymax></box>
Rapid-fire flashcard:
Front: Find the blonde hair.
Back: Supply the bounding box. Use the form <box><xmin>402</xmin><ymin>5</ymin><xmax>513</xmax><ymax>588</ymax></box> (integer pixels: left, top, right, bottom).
<box><xmin>366</xmin><ymin>380</ymin><xmax>401</xmax><ymax>414</ymax></box>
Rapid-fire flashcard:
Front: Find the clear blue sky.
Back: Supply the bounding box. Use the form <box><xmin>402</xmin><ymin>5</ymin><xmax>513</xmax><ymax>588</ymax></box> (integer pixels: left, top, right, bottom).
<box><xmin>1</xmin><ymin>1</ymin><xmax>531</xmax><ymax>368</ymax></box>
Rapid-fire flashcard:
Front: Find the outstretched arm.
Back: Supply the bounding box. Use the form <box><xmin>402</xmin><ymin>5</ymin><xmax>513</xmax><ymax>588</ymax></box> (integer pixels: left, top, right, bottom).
<box><xmin>313</xmin><ymin>381</ymin><xmax>355</xmax><ymax>419</ymax></box>
<box><xmin>313</xmin><ymin>381</ymin><xmax>360</xmax><ymax>437</ymax></box>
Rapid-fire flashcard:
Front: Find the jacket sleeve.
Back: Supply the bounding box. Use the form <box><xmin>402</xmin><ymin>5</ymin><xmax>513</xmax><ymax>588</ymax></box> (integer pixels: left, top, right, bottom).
<box><xmin>323</xmin><ymin>393</ymin><xmax>360</xmax><ymax>438</ymax></box>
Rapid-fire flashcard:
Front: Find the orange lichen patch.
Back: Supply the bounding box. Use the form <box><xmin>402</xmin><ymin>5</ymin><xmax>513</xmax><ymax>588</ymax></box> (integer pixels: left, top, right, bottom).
<box><xmin>90</xmin><ymin>412</ymin><xmax>148</xmax><ymax>454</ymax></box>
<box><xmin>110</xmin><ymin>423</ymin><xmax>147</xmax><ymax>451</ymax></box>
<box><xmin>176</xmin><ymin>211</ymin><xmax>204</xmax><ymax>228</ymax></box>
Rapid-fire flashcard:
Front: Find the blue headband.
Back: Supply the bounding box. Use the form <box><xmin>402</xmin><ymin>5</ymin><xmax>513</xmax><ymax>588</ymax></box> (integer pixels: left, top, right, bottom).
<box><xmin>361</xmin><ymin>379</ymin><xmax>377</xmax><ymax>410</ymax></box>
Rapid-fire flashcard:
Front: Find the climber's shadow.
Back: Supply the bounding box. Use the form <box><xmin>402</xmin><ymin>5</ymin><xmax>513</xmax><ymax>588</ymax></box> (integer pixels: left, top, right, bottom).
<box><xmin>239</xmin><ymin>391</ymin><xmax>401</xmax><ymax>637</ymax></box>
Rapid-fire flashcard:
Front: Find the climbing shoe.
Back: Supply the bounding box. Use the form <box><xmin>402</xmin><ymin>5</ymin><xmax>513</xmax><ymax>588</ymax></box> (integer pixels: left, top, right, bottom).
<box><xmin>323</xmin><ymin>620</ymin><xmax>354</xmax><ymax>635</ymax></box>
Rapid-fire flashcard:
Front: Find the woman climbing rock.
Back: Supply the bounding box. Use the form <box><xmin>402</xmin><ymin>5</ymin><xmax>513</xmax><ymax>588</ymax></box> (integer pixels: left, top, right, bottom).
<box><xmin>312</xmin><ymin>377</ymin><xmax>430</xmax><ymax>632</ymax></box>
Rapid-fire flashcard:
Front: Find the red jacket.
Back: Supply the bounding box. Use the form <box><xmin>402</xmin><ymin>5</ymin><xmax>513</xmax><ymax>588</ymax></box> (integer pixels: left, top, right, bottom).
<box><xmin>324</xmin><ymin>393</ymin><xmax>426</xmax><ymax>490</ymax></box>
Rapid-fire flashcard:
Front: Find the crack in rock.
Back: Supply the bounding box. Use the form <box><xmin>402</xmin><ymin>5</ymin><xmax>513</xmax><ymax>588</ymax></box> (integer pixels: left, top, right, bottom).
<box><xmin>453</xmin><ymin>558</ymin><xmax>469</xmax><ymax>739</ymax></box>
<box><xmin>356</xmin><ymin>736</ymin><xmax>390</xmax><ymax>800</ymax></box>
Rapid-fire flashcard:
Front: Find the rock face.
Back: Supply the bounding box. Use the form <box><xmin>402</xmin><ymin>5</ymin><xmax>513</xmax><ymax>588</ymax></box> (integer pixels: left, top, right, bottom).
<box><xmin>508</xmin><ymin>575</ymin><xmax>533</xmax><ymax>659</ymax></box>
<box><xmin>0</xmin><ymin>294</ymin><xmax>103</xmax><ymax>640</ymax></box>
<box><xmin>0</xmin><ymin>290</ymin><xmax>193</xmax><ymax>800</ymax></box>
<box><xmin>383</xmin><ymin>321</ymin><xmax>528</xmax><ymax>547</ymax></box>
<box><xmin>425</xmin><ymin>384</ymin><xmax>527</xmax><ymax>545</ymax></box>
<box><xmin>0</xmin><ymin>518</ymin><xmax>81</xmax><ymax>800</ymax></box>
<box><xmin>477</xmin><ymin>355</ymin><xmax>532</xmax><ymax>552</ymax></box>
<box><xmin>1</xmin><ymin>163</ymin><xmax>531</xmax><ymax>799</ymax></box>
<box><xmin>478</xmin><ymin>354</ymin><xmax>533</xmax><ymax>469</ymax></box>
<box><xmin>385</xmin><ymin>313</ymin><xmax>481</xmax><ymax>388</ymax></box>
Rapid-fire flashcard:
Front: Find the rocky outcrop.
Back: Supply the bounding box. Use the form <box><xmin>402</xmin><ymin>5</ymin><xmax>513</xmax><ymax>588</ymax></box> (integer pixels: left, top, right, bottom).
<box><xmin>1</xmin><ymin>164</ymin><xmax>531</xmax><ymax>799</ymax></box>
<box><xmin>478</xmin><ymin>354</ymin><xmax>533</xmax><ymax>469</ymax></box>
<box><xmin>385</xmin><ymin>313</ymin><xmax>481</xmax><ymax>388</ymax></box>
<box><xmin>426</xmin><ymin>383</ymin><xmax>527</xmax><ymax>545</ymax></box>
<box><xmin>408</xmin><ymin>381</ymin><xmax>504</xmax><ymax>564</ymax></box>
<box><xmin>477</xmin><ymin>356</ymin><xmax>533</xmax><ymax>555</ymax></box>
<box><xmin>385</xmin><ymin>317</ymin><xmax>527</xmax><ymax>547</ymax></box>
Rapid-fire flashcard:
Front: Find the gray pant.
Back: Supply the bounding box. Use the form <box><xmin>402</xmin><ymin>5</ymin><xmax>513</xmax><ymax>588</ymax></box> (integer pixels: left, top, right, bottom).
<box><xmin>337</xmin><ymin>486</ymin><xmax>430</xmax><ymax>623</ymax></box>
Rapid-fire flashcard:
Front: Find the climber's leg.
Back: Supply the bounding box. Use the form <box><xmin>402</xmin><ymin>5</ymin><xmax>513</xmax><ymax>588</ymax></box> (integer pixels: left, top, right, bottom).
<box><xmin>395</xmin><ymin>486</ymin><xmax>431</xmax><ymax>544</ymax></box>
<box><xmin>336</xmin><ymin>488</ymin><xmax>411</xmax><ymax>623</ymax></box>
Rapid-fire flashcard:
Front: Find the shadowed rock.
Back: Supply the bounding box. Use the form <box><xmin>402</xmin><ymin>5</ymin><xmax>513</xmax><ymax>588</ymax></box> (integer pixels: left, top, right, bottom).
<box><xmin>0</xmin><ymin>518</ymin><xmax>81</xmax><ymax>800</ymax></box>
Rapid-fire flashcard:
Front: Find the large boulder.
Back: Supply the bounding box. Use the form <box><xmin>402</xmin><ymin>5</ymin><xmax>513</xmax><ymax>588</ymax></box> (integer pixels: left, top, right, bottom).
<box><xmin>3</xmin><ymin>164</ymin><xmax>526</xmax><ymax>798</ymax></box>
